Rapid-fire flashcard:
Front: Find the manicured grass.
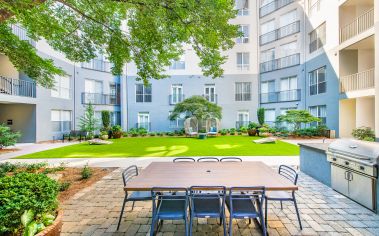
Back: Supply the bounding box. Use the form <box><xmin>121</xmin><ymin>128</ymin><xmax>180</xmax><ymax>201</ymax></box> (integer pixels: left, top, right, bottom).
<box><xmin>16</xmin><ymin>136</ymin><xmax>299</xmax><ymax>159</ymax></box>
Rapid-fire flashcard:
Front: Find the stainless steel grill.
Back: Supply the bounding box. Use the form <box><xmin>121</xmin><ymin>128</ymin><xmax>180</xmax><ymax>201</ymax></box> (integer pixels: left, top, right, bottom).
<box><xmin>326</xmin><ymin>139</ymin><xmax>379</xmax><ymax>212</ymax></box>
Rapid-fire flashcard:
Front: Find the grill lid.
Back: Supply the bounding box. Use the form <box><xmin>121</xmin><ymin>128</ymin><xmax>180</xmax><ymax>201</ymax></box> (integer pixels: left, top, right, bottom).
<box><xmin>328</xmin><ymin>139</ymin><xmax>379</xmax><ymax>161</ymax></box>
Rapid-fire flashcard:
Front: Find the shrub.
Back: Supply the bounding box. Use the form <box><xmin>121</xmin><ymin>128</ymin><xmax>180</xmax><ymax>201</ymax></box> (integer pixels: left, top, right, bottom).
<box><xmin>0</xmin><ymin>124</ymin><xmax>21</xmax><ymax>149</ymax></box>
<box><xmin>59</xmin><ymin>181</ymin><xmax>71</xmax><ymax>192</ymax></box>
<box><xmin>220</xmin><ymin>129</ymin><xmax>228</xmax><ymax>135</ymax></box>
<box><xmin>149</xmin><ymin>132</ymin><xmax>156</xmax><ymax>136</ymax></box>
<box><xmin>0</xmin><ymin>173</ymin><xmax>59</xmax><ymax>234</ymax></box>
<box><xmin>166</xmin><ymin>132</ymin><xmax>175</xmax><ymax>136</ymax></box>
<box><xmin>229</xmin><ymin>128</ymin><xmax>236</xmax><ymax>135</ymax></box>
<box><xmin>137</xmin><ymin>128</ymin><xmax>148</xmax><ymax>136</ymax></box>
<box><xmin>247</xmin><ymin>122</ymin><xmax>259</xmax><ymax>130</ymax></box>
<box><xmin>22</xmin><ymin>162</ymin><xmax>48</xmax><ymax>173</ymax></box>
<box><xmin>258</xmin><ymin>124</ymin><xmax>270</xmax><ymax>135</ymax></box>
<box><xmin>237</xmin><ymin>132</ymin><xmax>242</xmax><ymax>135</ymax></box>
<box><xmin>81</xmin><ymin>165</ymin><xmax>92</xmax><ymax>179</ymax></box>
<box><xmin>101</xmin><ymin>110</ymin><xmax>111</xmax><ymax>130</ymax></box>
<box><xmin>79</xmin><ymin>104</ymin><xmax>99</xmax><ymax>138</ymax></box>
<box><xmin>352</xmin><ymin>127</ymin><xmax>375</xmax><ymax>142</ymax></box>
<box><xmin>257</xmin><ymin>108</ymin><xmax>265</xmax><ymax>126</ymax></box>
<box><xmin>276</xmin><ymin>110</ymin><xmax>320</xmax><ymax>131</ymax></box>
<box><xmin>239</xmin><ymin>126</ymin><xmax>247</xmax><ymax>133</ymax></box>
<box><xmin>157</xmin><ymin>132</ymin><xmax>164</xmax><ymax>136</ymax></box>
<box><xmin>111</xmin><ymin>125</ymin><xmax>123</xmax><ymax>139</ymax></box>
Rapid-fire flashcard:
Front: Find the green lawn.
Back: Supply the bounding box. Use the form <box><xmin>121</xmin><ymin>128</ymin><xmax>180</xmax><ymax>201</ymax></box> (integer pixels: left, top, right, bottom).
<box><xmin>16</xmin><ymin>136</ymin><xmax>299</xmax><ymax>159</ymax></box>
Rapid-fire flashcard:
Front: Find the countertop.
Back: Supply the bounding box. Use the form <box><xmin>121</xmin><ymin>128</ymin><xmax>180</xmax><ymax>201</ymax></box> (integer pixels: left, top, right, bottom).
<box><xmin>299</xmin><ymin>143</ymin><xmax>329</xmax><ymax>152</ymax></box>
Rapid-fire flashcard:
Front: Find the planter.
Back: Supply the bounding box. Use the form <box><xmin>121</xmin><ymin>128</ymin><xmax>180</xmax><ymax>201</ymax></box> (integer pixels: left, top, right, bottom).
<box><xmin>112</xmin><ymin>132</ymin><xmax>123</xmax><ymax>139</ymax></box>
<box><xmin>247</xmin><ymin>129</ymin><xmax>257</xmax><ymax>136</ymax></box>
<box><xmin>36</xmin><ymin>210</ymin><xmax>63</xmax><ymax>236</ymax></box>
<box><xmin>100</xmin><ymin>135</ymin><xmax>109</xmax><ymax>140</ymax></box>
<box><xmin>198</xmin><ymin>133</ymin><xmax>207</xmax><ymax>140</ymax></box>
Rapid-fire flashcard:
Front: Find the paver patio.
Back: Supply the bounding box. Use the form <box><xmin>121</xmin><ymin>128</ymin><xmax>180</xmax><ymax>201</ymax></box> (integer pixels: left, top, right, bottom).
<box><xmin>61</xmin><ymin>167</ymin><xmax>379</xmax><ymax>236</ymax></box>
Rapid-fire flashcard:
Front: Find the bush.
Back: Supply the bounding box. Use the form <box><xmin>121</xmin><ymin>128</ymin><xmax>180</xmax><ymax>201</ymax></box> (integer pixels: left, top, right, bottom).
<box><xmin>229</xmin><ymin>128</ymin><xmax>236</xmax><ymax>135</ymax></box>
<box><xmin>247</xmin><ymin>122</ymin><xmax>259</xmax><ymax>130</ymax></box>
<box><xmin>149</xmin><ymin>132</ymin><xmax>156</xmax><ymax>136</ymax></box>
<box><xmin>111</xmin><ymin>125</ymin><xmax>123</xmax><ymax>139</ymax></box>
<box><xmin>0</xmin><ymin>124</ymin><xmax>21</xmax><ymax>149</ymax></box>
<box><xmin>81</xmin><ymin>165</ymin><xmax>92</xmax><ymax>179</ymax></box>
<box><xmin>166</xmin><ymin>132</ymin><xmax>175</xmax><ymax>136</ymax></box>
<box><xmin>0</xmin><ymin>173</ymin><xmax>59</xmax><ymax>234</ymax></box>
<box><xmin>101</xmin><ymin>111</ymin><xmax>111</xmax><ymax>130</ymax></box>
<box><xmin>257</xmin><ymin>108</ymin><xmax>265</xmax><ymax>126</ymax></box>
<box><xmin>239</xmin><ymin>126</ymin><xmax>247</xmax><ymax>133</ymax></box>
<box><xmin>157</xmin><ymin>132</ymin><xmax>164</xmax><ymax>136</ymax></box>
<box><xmin>59</xmin><ymin>181</ymin><xmax>71</xmax><ymax>192</ymax></box>
<box><xmin>220</xmin><ymin>129</ymin><xmax>228</xmax><ymax>135</ymax></box>
<box><xmin>138</xmin><ymin>128</ymin><xmax>148</xmax><ymax>136</ymax></box>
<box><xmin>352</xmin><ymin>127</ymin><xmax>375</xmax><ymax>142</ymax></box>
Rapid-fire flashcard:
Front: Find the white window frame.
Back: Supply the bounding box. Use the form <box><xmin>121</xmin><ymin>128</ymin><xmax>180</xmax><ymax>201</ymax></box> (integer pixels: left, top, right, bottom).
<box><xmin>137</xmin><ymin>112</ymin><xmax>150</xmax><ymax>131</ymax></box>
<box><xmin>309</xmin><ymin>66</ymin><xmax>326</xmax><ymax>95</ymax></box>
<box><xmin>235</xmin><ymin>82</ymin><xmax>251</xmax><ymax>101</ymax></box>
<box><xmin>51</xmin><ymin>110</ymin><xmax>72</xmax><ymax>133</ymax></box>
<box><xmin>204</xmin><ymin>84</ymin><xmax>216</xmax><ymax>103</ymax></box>
<box><xmin>236</xmin><ymin>0</ymin><xmax>249</xmax><ymax>16</ymax></box>
<box><xmin>309</xmin><ymin>22</ymin><xmax>326</xmax><ymax>53</ymax></box>
<box><xmin>264</xmin><ymin>109</ymin><xmax>276</xmax><ymax>125</ymax></box>
<box><xmin>236</xmin><ymin>52</ymin><xmax>250</xmax><ymax>70</ymax></box>
<box><xmin>169</xmin><ymin>111</ymin><xmax>185</xmax><ymax>129</ymax></box>
<box><xmin>171</xmin><ymin>84</ymin><xmax>183</xmax><ymax>104</ymax></box>
<box><xmin>236</xmin><ymin>25</ymin><xmax>249</xmax><ymax>44</ymax></box>
<box><xmin>309</xmin><ymin>105</ymin><xmax>327</xmax><ymax>126</ymax></box>
<box><xmin>135</xmin><ymin>84</ymin><xmax>152</xmax><ymax>103</ymax></box>
<box><xmin>51</xmin><ymin>75</ymin><xmax>71</xmax><ymax>99</ymax></box>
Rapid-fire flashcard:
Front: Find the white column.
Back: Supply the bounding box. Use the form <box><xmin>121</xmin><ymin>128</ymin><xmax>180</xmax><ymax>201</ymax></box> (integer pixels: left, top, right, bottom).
<box><xmin>120</xmin><ymin>73</ymin><xmax>128</xmax><ymax>131</ymax></box>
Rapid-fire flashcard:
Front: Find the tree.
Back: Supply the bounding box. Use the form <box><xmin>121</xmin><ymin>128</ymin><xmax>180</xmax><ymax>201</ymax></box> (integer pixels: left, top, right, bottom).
<box><xmin>101</xmin><ymin>110</ymin><xmax>111</xmax><ymax>130</ymax></box>
<box><xmin>169</xmin><ymin>96</ymin><xmax>222</xmax><ymax>122</ymax></box>
<box><xmin>1</xmin><ymin>0</ymin><xmax>239</xmax><ymax>88</ymax></box>
<box><xmin>0</xmin><ymin>124</ymin><xmax>21</xmax><ymax>149</ymax></box>
<box><xmin>257</xmin><ymin>108</ymin><xmax>265</xmax><ymax>126</ymax></box>
<box><xmin>79</xmin><ymin>103</ymin><xmax>98</xmax><ymax>137</ymax></box>
<box><xmin>276</xmin><ymin>110</ymin><xmax>321</xmax><ymax>131</ymax></box>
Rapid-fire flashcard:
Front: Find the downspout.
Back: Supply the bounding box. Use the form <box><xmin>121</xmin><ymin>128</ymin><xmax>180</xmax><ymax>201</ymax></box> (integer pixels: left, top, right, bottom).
<box><xmin>73</xmin><ymin>62</ymin><xmax>76</xmax><ymax>129</ymax></box>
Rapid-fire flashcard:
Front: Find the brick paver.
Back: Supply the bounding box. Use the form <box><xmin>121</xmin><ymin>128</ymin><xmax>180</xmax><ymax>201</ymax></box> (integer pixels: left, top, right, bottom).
<box><xmin>61</xmin><ymin>168</ymin><xmax>379</xmax><ymax>236</ymax></box>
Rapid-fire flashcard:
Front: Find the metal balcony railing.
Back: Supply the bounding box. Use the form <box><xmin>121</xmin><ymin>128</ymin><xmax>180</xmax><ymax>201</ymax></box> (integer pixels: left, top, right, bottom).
<box><xmin>169</xmin><ymin>94</ymin><xmax>185</xmax><ymax>105</ymax></box>
<box><xmin>235</xmin><ymin>121</ymin><xmax>250</xmax><ymax>129</ymax></box>
<box><xmin>260</xmin><ymin>21</ymin><xmax>300</xmax><ymax>45</ymax></box>
<box><xmin>81</xmin><ymin>92</ymin><xmax>120</xmax><ymax>105</ymax></box>
<box><xmin>260</xmin><ymin>89</ymin><xmax>301</xmax><ymax>103</ymax></box>
<box><xmin>340</xmin><ymin>8</ymin><xmax>374</xmax><ymax>43</ymax></box>
<box><xmin>11</xmin><ymin>25</ymin><xmax>36</xmax><ymax>47</ymax></box>
<box><xmin>0</xmin><ymin>76</ymin><xmax>36</xmax><ymax>98</ymax></box>
<box><xmin>260</xmin><ymin>53</ymin><xmax>300</xmax><ymax>73</ymax></box>
<box><xmin>202</xmin><ymin>94</ymin><xmax>218</xmax><ymax>104</ymax></box>
<box><xmin>81</xmin><ymin>59</ymin><xmax>113</xmax><ymax>73</ymax></box>
<box><xmin>339</xmin><ymin>68</ymin><xmax>374</xmax><ymax>93</ymax></box>
<box><xmin>260</xmin><ymin>0</ymin><xmax>294</xmax><ymax>18</ymax></box>
<box><xmin>136</xmin><ymin>122</ymin><xmax>151</xmax><ymax>131</ymax></box>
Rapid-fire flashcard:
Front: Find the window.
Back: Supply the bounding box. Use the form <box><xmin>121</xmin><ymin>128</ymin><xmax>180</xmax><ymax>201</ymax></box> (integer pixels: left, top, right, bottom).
<box><xmin>280</xmin><ymin>76</ymin><xmax>298</xmax><ymax>101</ymax></box>
<box><xmin>309</xmin><ymin>105</ymin><xmax>326</xmax><ymax>126</ymax></box>
<box><xmin>136</xmin><ymin>84</ymin><xmax>152</xmax><ymax>102</ymax></box>
<box><xmin>309</xmin><ymin>22</ymin><xmax>326</xmax><ymax>53</ymax></box>
<box><xmin>169</xmin><ymin>60</ymin><xmax>185</xmax><ymax>70</ymax></box>
<box><xmin>236</xmin><ymin>111</ymin><xmax>249</xmax><ymax>128</ymax></box>
<box><xmin>82</xmin><ymin>53</ymin><xmax>112</xmax><ymax>72</ymax></box>
<box><xmin>260</xmin><ymin>80</ymin><xmax>275</xmax><ymax>103</ymax></box>
<box><xmin>260</xmin><ymin>0</ymin><xmax>274</xmax><ymax>6</ymax></box>
<box><xmin>309</xmin><ymin>66</ymin><xmax>326</xmax><ymax>95</ymax></box>
<box><xmin>109</xmin><ymin>83</ymin><xmax>120</xmax><ymax>105</ymax></box>
<box><xmin>137</xmin><ymin>112</ymin><xmax>150</xmax><ymax>131</ymax></box>
<box><xmin>280</xmin><ymin>41</ymin><xmax>297</xmax><ymax>57</ymax></box>
<box><xmin>264</xmin><ymin>109</ymin><xmax>276</xmax><ymax>125</ymax></box>
<box><xmin>236</xmin><ymin>52</ymin><xmax>249</xmax><ymax>70</ymax></box>
<box><xmin>260</xmin><ymin>48</ymin><xmax>275</xmax><ymax>62</ymax></box>
<box><xmin>51</xmin><ymin>110</ymin><xmax>71</xmax><ymax>132</ymax></box>
<box><xmin>171</xmin><ymin>84</ymin><xmax>183</xmax><ymax>104</ymax></box>
<box><xmin>204</xmin><ymin>84</ymin><xmax>216</xmax><ymax>103</ymax></box>
<box><xmin>236</xmin><ymin>0</ymin><xmax>249</xmax><ymax>16</ymax></box>
<box><xmin>51</xmin><ymin>75</ymin><xmax>70</xmax><ymax>99</ymax></box>
<box><xmin>309</xmin><ymin>0</ymin><xmax>321</xmax><ymax>16</ymax></box>
<box><xmin>260</xmin><ymin>20</ymin><xmax>275</xmax><ymax>35</ymax></box>
<box><xmin>110</xmin><ymin>111</ymin><xmax>121</xmax><ymax>126</ymax></box>
<box><xmin>169</xmin><ymin>111</ymin><xmax>185</xmax><ymax>129</ymax></box>
<box><xmin>235</xmin><ymin>82</ymin><xmax>251</xmax><ymax>101</ymax></box>
<box><xmin>84</xmin><ymin>79</ymin><xmax>103</xmax><ymax>104</ymax></box>
<box><xmin>279</xmin><ymin>10</ymin><xmax>297</xmax><ymax>27</ymax></box>
<box><xmin>237</xmin><ymin>25</ymin><xmax>249</xmax><ymax>43</ymax></box>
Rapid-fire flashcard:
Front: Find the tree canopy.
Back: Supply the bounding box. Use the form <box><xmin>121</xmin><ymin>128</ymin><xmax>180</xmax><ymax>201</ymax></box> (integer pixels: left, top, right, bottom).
<box><xmin>276</xmin><ymin>110</ymin><xmax>321</xmax><ymax>131</ymax></box>
<box><xmin>169</xmin><ymin>95</ymin><xmax>222</xmax><ymax>121</ymax></box>
<box><xmin>1</xmin><ymin>0</ymin><xmax>239</xmax><ymax>88</ymax></box>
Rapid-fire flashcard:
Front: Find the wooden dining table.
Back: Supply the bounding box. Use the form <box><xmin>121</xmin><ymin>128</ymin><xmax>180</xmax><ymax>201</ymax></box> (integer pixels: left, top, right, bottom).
<box><xmin>124</xmin><ymin>161</ymin><xmax>298</xmax><ymax>191</ymax></box>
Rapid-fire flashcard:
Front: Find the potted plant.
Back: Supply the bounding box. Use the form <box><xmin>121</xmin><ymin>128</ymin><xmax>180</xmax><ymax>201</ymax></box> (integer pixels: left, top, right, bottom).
<box><xmin>247</xmin><ymin>122</ymin><xmax>259</xmax><ymax>136</ymax></box>
<box><xmin>111</xmin><ymin>125</ymin><xmax>123</xmax><ymax>139</ymax></box>
<box><xmin>100</xmin><ymin>131</ymin><xmax>109</xmax><ymax>140</ymax></box>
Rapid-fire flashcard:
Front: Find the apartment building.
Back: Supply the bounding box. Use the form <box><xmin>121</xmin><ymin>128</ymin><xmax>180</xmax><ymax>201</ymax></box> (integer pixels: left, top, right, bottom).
<box><xmin>125</xmin><ymin>0</ymin><xmax>259</xmax><ymax>132</ymax></box>
<box><xmin>0</xmin><ymin>26</ymin><xmax>123</xmax><ymax>142</ymax></box>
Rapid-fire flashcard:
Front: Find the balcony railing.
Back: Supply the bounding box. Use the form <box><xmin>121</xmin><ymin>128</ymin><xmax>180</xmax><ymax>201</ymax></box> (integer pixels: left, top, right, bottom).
<box><xmin>81</xmin><ymin>59</ymin><xmax>113</xmax><ymax>73</ymax></box>
<box><xmin>339</xmin><ymin>68</ymin><xmax>374</xmax><ymax>93</ymax></box>
<box><xmin>202</xmin><ymin>94</ymin><xmax>218</xmax><ymax>104</ymax></box>
<box><xmin>169</xmin><ymin>94</ymin><xmax>185</xmax><ymax>105</ymax></box>
<box><xmin>260</xmin><ymin>21</ymin><xmax>300</xmax><ymax>45</ymax></box>
<box><xmin>11</xmin><ymin>25</ymin><xmax>36</xmax><ymax>47</ymax></box>
<box><xmin>260</xmin><ymin>0</ymin><xmax>294</xmax><ymax>18</ymax></box>
<box><xmin>260</xmin><ymin>53</ymin><xmax>300</xmax><ymax>73</ymax></box>
<box><xmin>260</xmin><ymin>89</ymin><xmax>301</xmax><ymax>103</ymax></box>
<box><xmin>236</xmin><ymin>121</ymin><xmax>250</xmax><ymax>129</ymax></box>
<box><xmin>81</xmin><ymin>92</ymin><xmax>120</xmax><ymax>105</ymax></box>
<box><xmin>340</xmin><ymin>8</ymin><xmax>374</xmax><ymax>43</ymax></box>
<box><xmin>136</xmin><ymin>122</ymin><xmax>151</xmax><ymax>131</ymax></box>
<box><xmin>0</xmin><ymin>76</ymin><xmax>36</xmax><ymax>98</ymax></box>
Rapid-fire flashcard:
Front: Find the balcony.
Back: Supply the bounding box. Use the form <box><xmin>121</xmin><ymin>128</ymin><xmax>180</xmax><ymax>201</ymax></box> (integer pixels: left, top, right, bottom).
<box><xmin>260</xmin><ymin>21</ymin><xmax>300</xmax><ymax>45</ymax></box>
<box><xmin>260</xmin><ymin>89</ymin><xmax>301</xmax><ymax>103</ymax></box>
<box><xmin>339</xmin><ymin>68</ymin><xmax>374</xmax><ymax>93</ymax></box>
<box><xmin>340</xmin><ymin>8</ymin><xmax>374</xmax><ymax>43</ymax></box>
<box><xmin>169</xmin><ymin>94</ymin><xmax>185</xmax><ymax>105</ymax></box>
<box><xmin>202</xmin><ymin>94</ymin><xmax>218</xmax><ymax>104</ymax></box>
<box><xmin>0</xmin><ymin>76</ymin><xmax>36</xmax><ymax>98</ymax></box>
<box><xmin>11</xmin><ymin>25</ymin><xmax>36</xmax><ymax>47</ymax></box>
<box><xmin>260</xmin><ymin>0</ymin><xmax>294</xmax><ymax>18</ymax></box>
<box><xmin>81</xmin><ymin>59</ymin><xmax>113</xmax><ymax>73</ymax></box>
<box><xmin>260</xmin><ymin>53</ymin><xmax>300</xmax><ymax>73</ymax></box>
<box><xmin>81</xmin><ymin>92</ymin><xmax>120</xmax><ymax>105</ymax></box>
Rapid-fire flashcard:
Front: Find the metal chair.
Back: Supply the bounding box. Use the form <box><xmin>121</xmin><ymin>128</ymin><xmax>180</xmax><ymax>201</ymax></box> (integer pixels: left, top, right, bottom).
<box><xmin>265</xmin><ymin>165</ymin><xmax>302</xmax><ymax>230</ymax></box>
<box><xmin>150</xmin><ymin>187</ymin><xmax>189</xmax><ymax>236</ymax></box>
<box><xmin>220</xmin><ymin>157</ymin><xmax>243</xmax><ymax>162</ymax></box>
<box><xmin>189</xmin><ymin>186</ymin><xmax>227</xmax><ymax>236</ymax></box>
<box><xmin>117</xmin><ymin>165</ymin><xmax>151</xmax><ymax>230</ymax></box>
<box><xmin>173</xmin><ymin>157</ymin><xmax>196</xmax><ymax>162</ymax></box>
<box><xmin>226</xmin><ymin>186</ymin><xmax>267</xmax><ymax>236</ymax></box>
<box><xmin>197</xmin><ymin>157</ymin><xmax>220</xmax><ymax>162</ymax></box>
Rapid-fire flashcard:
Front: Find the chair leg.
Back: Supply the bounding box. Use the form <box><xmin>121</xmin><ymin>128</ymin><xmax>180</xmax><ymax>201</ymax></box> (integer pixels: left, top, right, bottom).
<box><xmin>280</xmin><ymin>201</ymin><xmax>283</xmax><ymax>210</ymax></box>
<box><xmin>265</xmin><ymin>198</ymin><xmax>268</xmax><ymax>228</ymax></box>
<box><xmin>189</xmin><ymin>214</ymin><xmax>193</xmax><ymax>236</ymax></box>
<box><xmin>293</xmin><ymin>196</ymin><xmax>303</xmax><ymax>230</ymax></box>
<box><xmin>222</xmin><ymin>212</ymin><xmax>227</xmax><ymax>236</ymax></box>
<box><xmin>150</xmin><ymin>217</ymin><xmax>157</xmax><ymax>236</ymax></box>
<box><xmin>248</xmin><ymin>218</ymin><xmax>251</xmax><ymax>224</ymax></box>
<box><xmin>117</xmin><ymin>195</ymin><xmax>128</xmax><ymax>230</ymax></box>
<box><xmin>229</xmin><ymin>217</ymin><xmax>233</xmax><ymax>236</ymax></box>
<box><xmin>219</xmin><ymin>217</ymin><xmax>222</xmax><ymax>226</ymax></box>
<box><xmin>184</xmin><ymin>217</ymin><xmax>189</xmax><ymax>236</ymax></box>
<box><xmin>131</xmin><ymin>201</ymin><xmax>135</xmax><ymax>211</ymax></box>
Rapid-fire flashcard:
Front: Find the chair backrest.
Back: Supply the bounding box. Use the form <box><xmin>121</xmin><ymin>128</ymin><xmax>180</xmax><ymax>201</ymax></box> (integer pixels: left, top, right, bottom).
<box><xmin>220</xmin><ymin>157</ymin><xmax>242</xmax><ymax>162</ymax></box>
<box><xmin>122</xmin><ymin>165</ymin><xmax>139</xmax><ymax>187</ymax></box>
<box><xmin>151</xmin><ymin>187</ymin><xmax>189</xmax><ymax>214</ymax></box>
<box><xmin>173</xmin><ymin>157</ymin><xmax>196</xmax><ymax>162</ymax></box>
<box><xmin>189</xmin><ymin>186</ymin><xmax>226</xmax><ymax>214</ymax></box>
<box><xmin>197</xmin><ymin>157</ymin><xmax>219</xmax><ymax>162</ymax></box>
<box><xmin>229</xmin><ymin>186</ymin><xmax>265</xmax><ymax>213</ymax></box>
<box><xmin>278</xmin><ymin>165</ymin><xmax>298</xmax><ymax>185</ymax></box>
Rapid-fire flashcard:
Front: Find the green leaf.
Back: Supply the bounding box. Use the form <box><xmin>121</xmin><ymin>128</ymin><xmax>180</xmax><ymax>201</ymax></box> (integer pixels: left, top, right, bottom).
<box><xmin>25</xmin><ymin>221</ymin><xmax>38</xmax><ymax>236</ymax></box>
<box><xmin>36</xmin><ymin>223</ymin><xmax>46</xmax><ymax>233</ymax></box>
<box><xmin>42</xmin><ymin>213</ymin><xmax>55</xmax><ymax>226</ymax></box>
<box><xmin>21</xmin><ymin>210</ymin><xmax>35</xmax><ymax>228</ymax></box>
